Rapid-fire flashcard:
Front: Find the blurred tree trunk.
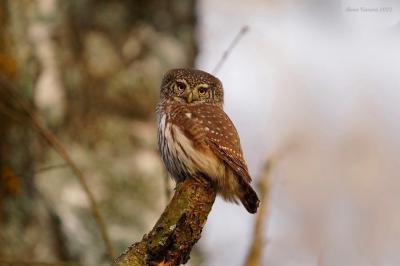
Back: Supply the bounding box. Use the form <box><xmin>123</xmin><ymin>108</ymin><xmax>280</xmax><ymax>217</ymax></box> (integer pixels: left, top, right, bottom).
<box><xmin>0</xmin><ymin>1</ymin><xmax>74</xmax><ymax>261</ymax></box>
<box><xmin>0</xmin><ymin>0</ymin><xmax>39</xmax><ymax>258</ymax></box>
<box><xmin>54</xmin><ymin>0</ymin><xmax>197</xmax><ymax>131</ymax></box>
<box><xmin>42</xmin><ymin>0</ymin><xmax>200</xmax><ymax>263</ymax></box>
<box><xmin>1</xmin><ymin>0</ymin><xmax>198</xmax><ymax>265</ymax></box>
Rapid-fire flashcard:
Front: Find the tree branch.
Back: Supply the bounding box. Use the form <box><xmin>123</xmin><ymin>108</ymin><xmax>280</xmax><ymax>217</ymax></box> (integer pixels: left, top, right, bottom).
<box><xmin>212</xmin><ymin>25</ymin><xmax>249</xmax><ymax>74</ymax></box>
<box><xmin>112</xmin><ymin>178</ymin><xmax>216</xmax><ymax>266</ymax></box>
<box><xmin>0</xmin><ymin>75</ymin><xmax>115</xmax><ymax>260</ymax></box>
<box><xmin>244</xmin><ymin>142</ymin><xmax>299</xmax><ymax>266</ymax></box>
<box><xmin>244</xmin><ymin>159</ymin><xmax>272</xmax><ymax>266</ymax></box>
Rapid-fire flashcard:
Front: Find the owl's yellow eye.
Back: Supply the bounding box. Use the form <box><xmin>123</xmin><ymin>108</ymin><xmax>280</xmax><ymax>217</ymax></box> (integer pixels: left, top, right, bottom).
<box><xmin>173</xmin><ymin>81</ymin><xmax>186</xmax><ymax>93</ymax></box>
<box><xmin>198</xmin><ymin>87</ymin><xmax>208</xmax><ymax>96</ymax></box>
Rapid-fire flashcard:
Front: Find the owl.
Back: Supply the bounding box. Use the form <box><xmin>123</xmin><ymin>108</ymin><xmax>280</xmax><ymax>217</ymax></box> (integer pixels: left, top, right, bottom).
<box><xmin>156</xmin><ymin>68</ymin><xmax>260</xmax><ymax>213</ymax></box>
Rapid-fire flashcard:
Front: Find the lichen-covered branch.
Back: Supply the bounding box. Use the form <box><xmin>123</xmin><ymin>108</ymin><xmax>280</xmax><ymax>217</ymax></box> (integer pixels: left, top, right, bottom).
<box><xmin>113</xmin><ymin>178</ymin><xmax>216</xmax><ymax>266</ymax></box>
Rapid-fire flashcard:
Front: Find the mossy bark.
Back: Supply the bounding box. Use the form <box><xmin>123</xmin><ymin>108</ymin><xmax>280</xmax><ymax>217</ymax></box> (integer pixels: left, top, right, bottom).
<box><xmin>113</xmin><ymin>178</ymin><xmax>216</xmax><ymax>266</ymax></box>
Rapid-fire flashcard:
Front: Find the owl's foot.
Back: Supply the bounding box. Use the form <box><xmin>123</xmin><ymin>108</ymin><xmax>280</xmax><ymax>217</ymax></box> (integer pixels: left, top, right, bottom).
<box><xmin>191</xmin><ymin>175</ymin><xmax>209</xmax><ymax>185</ymax></box>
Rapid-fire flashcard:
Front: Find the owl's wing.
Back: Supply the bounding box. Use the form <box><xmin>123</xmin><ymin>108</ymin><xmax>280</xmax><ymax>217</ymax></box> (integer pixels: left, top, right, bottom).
<box><xmin>207</xmin><ymin>141</ymin><xmax>252</xmax><ymax>183</ymax></box>
<box><xmin>188</xmin><ymin>104</ymin><xmax>252</xmax><ymax>183</ymax></box>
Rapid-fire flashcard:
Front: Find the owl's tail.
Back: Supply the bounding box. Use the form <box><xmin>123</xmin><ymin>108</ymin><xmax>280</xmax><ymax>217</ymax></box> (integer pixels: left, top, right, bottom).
<box><xmin>238</xmin><ymin>179</ymin><xmax>260</xmax><ymax>214</ymax></box>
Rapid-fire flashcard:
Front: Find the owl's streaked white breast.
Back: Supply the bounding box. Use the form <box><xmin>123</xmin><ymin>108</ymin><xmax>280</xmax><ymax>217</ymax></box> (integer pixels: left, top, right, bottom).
<box><xmin>159</xmin><ymin>113</ymin><xmax>225</xmax><ymax>181</ymax></box>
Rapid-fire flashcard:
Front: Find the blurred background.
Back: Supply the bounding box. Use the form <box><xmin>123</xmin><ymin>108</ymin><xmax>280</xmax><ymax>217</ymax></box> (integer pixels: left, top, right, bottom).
<box><xmin>1</xmin><ymin>0</ymin><xmax>400</xmax><ymax>265</ymax></box>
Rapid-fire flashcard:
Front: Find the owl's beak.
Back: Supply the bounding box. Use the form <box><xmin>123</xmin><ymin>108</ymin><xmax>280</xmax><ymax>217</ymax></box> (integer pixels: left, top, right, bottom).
<box><xmin>187</xmin><ymin>92</ymin><xmax>193</xmax><ymax>103</ymax></box>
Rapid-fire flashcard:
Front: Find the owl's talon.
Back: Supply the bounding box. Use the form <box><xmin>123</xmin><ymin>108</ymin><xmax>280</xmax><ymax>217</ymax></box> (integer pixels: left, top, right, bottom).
<box><xmin>191</xmin><ymin>175</ymin><xmax>207</xmax><ymax>185</ymax></box>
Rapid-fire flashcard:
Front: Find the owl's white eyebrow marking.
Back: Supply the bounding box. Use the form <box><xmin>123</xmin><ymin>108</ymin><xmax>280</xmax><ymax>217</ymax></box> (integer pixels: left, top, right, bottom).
<box><xmin>185</xmin><ymin>113</ymin><xmax>192</xmax><ymax>118</ymax></box>
<box><xmin>176</xmin><ymin>78</ymin><xmax>189</xmax><ymax>87</ymax></box>
<box><xmin>194</xmin><ymin>83</ymin><xmax>209</xmax><ymax>90</ymax></box>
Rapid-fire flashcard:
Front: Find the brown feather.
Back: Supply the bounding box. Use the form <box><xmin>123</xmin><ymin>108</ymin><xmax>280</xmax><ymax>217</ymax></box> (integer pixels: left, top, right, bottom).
<box><xmin>167</xmin><ymin>102</ymin><xmax>252</xmax><ymax>184</ymax></box>
<box><xmin>187</xmin><ymin>103</ymin><xmax>252</xmax><ymax>183</ymax></box>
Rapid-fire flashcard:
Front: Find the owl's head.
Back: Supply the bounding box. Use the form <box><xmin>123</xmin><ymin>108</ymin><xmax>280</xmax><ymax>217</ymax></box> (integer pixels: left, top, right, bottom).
<box><xmin>160</xmin><ymin>68</ymin><xmax>224</xmax><ymax>106</ymax></box>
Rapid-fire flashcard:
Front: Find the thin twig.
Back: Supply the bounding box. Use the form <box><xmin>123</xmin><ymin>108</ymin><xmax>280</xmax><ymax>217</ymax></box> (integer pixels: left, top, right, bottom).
<box><xmin>0</xmin><ymin>102</ymin><xmax>30</xmax><ymax>125</ymax></box>
<box><xmin>0</xmin><ymin>258</ymin><xmax>85</xmax><ymax>266</ymax></box>
<box><xmin>244</xmin><ymin>159</ymin><xmax>272</xmax><ymax>266</ymax></box>
<box><xmin>35</xmin><ymin>164</ymin><xmax>69</xmax><ymax>174</ymax></box>
<box><xmin>212</xmin><ymin>25</ymin><xmax>249</xmax><ymax>74</ymax></box>
<box><xmin>316</xmin><ymin>239</ymin><xmax>326</xmax><ymax>266</ymax></box>
<box><xmin>30</xmin><ymin>112</ymin><xmax>116</xmax><ymax>261</ymax></box>
<box><xmin>0</xmin><ymin>75</ymin><xmax>115</xmax><ymax>260</ymax></box>
<box><xmin>244</xmin><ymin>142</ymin><xmax>298</xmax><ymax>266</ymax></box>
<box><xmin>317</xmin><ymin>250</ymin><xmax>324</xmax><ymax>266</ymax></box>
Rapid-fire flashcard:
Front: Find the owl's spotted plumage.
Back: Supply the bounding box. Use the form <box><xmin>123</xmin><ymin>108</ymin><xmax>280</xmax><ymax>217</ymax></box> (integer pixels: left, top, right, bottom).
<box><xmin>157</xmin><ymin>68</ymin><xmax>260</xmax><ymax>213</ymax></box>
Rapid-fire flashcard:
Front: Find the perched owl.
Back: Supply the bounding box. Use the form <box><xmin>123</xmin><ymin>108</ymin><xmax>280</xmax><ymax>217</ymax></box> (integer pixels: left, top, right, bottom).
<box><xmin>156</xmin><ymin>68</ymin><xmax>260</xmax><ymax>213</ymax></box>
